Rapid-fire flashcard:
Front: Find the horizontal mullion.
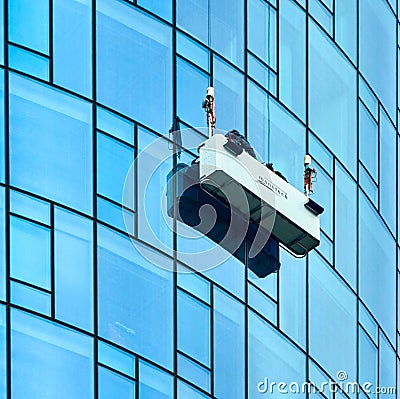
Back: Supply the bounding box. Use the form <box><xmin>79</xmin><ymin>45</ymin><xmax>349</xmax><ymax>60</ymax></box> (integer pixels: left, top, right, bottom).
<box><xmin>7</xmin><ymin>41</ymin><xmax>50</xmax><ymax>59</ymax></box>
<box><xmin>9</xmin><ymin>277</ymin><xmax>52</xmax><ymax>295</ymax></box>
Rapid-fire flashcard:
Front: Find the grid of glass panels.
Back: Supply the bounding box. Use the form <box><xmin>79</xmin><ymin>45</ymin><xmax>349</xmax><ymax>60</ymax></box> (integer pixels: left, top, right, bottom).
<box><xmin>0</xmin><ymin>0</ymin><xmax>399</xmax><ymax>398</ymax></box>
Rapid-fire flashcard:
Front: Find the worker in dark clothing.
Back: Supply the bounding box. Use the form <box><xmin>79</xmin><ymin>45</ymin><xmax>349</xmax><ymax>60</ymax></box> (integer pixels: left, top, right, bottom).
<box><xmin>225</xmin><ymin>130</ymin><xmax>257</xmax><ymax>159</ymax></box>
<box><xmin>266</xmin><ymin>162</ymin><xmax>288</xmax><ymax>182</ymax></box>
<box><xmin>225</xmin><ymin>130</ymin><xmax>288</xmax><ymax>182</ymax></box>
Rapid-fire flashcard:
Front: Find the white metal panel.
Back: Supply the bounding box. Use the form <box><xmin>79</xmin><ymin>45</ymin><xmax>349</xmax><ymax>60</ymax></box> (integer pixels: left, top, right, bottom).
<box><xmin>199</xmin><ymin>134</ymin><xmax>321</xmax><ymax>255</ymax></box>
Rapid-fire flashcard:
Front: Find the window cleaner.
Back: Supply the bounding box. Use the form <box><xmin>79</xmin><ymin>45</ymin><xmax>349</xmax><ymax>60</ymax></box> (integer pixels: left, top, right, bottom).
<box><xmin>303</xmin><ymin>154</ymin><xmax>317</xmax><ymax>197</ymax></box>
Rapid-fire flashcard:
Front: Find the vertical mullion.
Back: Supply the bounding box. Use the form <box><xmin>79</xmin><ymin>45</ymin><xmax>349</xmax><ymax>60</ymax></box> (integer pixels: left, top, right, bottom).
<box><xmin>243</xmin><ymin>2</ymin><xmax>249</xmax><ymax>396</ymax></box>
<box><xmin>355</xmin><ymin>0</ymin><xmax>360</xmax><ymax>390</ymax></box>
<box><xmin>395</xmin><ymin>0</ymin><xmax>399</xmax><ymax>394</ymax></box>
<box><xmin>49</xmin><ymin>0</ymin><xmax>54</xmax><ymax>82</ymax></box>
<box><xmin>134</xmin><ymin>123</ymin><xmax>138</xmax><ymax>238</ymax></box>
<box><xmin>276</xmin><ymin>0</ymin><xmax>280</xmax><ymax>100</ymax></box>
<box><xmin>377</xmin><ymin>104</ymin><xmax>381</xmax><ymax>212</ymax></box>
<box><xmin>305</xmin><ymin>1</ymin><xmax>309</xmax><ymax>153</ymax></box>
<box><xmin>244</xmin><ymin>0</ymin><xmax>248</xmax><ymax>140</ymax></box>
<box><xmin>172</xmin><ymin>0</ymin><xmax>178</xmax><ymax>396</ymax></box>
<box><xmin>332</xmin><ymin>157</ymin><xmax>336</xmax><ymax>270</ymax></box>
<box><xmin>332</xmin><ymin>0</ymin><xmax>335</xmax><ymax>41</ymax></box>
<box><xmin>92</xmin><ymin>1</ymin><xmax>98</xmax><ymax>399</ymax></box>
<box><xmin>305</xmin><ymin>0</ymin><xmax>310</xmax><ymax>392</ymax></box>
<box><xmin>4</xmin><ymin>0</ymin><xmax>11</xmax><ymax>396</ymax></box>
<box><xmin>210</xmin><ymin>284</ymin><xmax>214</xmax><ymax>397</ymax></box>
<box><xmin>50</xmin><ymin>203</ymin><xmax>55</xmax><ymax>319</ymax></box>
<box><xmin>135</xmin><ymin>356</ymin><xmax>140</xmax><ymax>398</ymax></box>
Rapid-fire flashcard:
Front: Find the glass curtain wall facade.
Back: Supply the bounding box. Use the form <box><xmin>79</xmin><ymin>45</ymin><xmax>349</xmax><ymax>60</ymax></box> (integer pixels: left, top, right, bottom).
<box><xmin>0</xmin><ymin>0</ymin><xmax>398</xmax><ymax>398</ymax></box>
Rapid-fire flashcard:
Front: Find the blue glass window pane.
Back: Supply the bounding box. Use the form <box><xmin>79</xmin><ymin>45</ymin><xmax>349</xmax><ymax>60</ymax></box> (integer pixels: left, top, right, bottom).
<box><xmin>214</xmin><ymin>288</ymin><xmax>245</xmax><ymax>399</ymax></box>
<box><xmin>139</xmin><ymin>361</ymin><xmax>174</xmax><ymax>399</ymax></box>
<box><xmin>178</xmin><ymin>290</ymin><xmax>210</xmax><ymax>366</ymax></box>
<box><xmin>98</xmin><ymin>341</ymin><xmax>135</xmax><ymax>378</ymax></box>
<box><xmin>55</xmin><ymin>208</ymin><xmax>93</xmax><ymax>332</ymax></box>
<box><xmin>97</xmin><ymin>107</ymin><xmax>134</xmax><ymax>145</ymax></box>
<box><xmin>309</xmin><ymin>133</ymin><xmax>332</xmax><ymax>176</ymax></box>
<box><xmin>309</xmin><ymin>0</ymin><xmax>333</xmax><ymax>36</ymax></box>
<box><xmin>178</xmin><ymin>354</ymin><xmax>210</xmax><ymax>393</ymax></box>
<box><xmin>248</xmin><ymin>284</ymin><xmax>276</xmax><ymax>324</ymax></box>
<box><xmin>213</xmin><ymin>56</ymin><xmax>244</xmax><ymax>133</ymax></box>
<box><xmin>359</xmin><ymin>101</ymin><xmax>378</xmax><ymax>181</ymax></box>
<box><xmin>98</xmin><ymin>225</ymin><xmax>174</xmax><ymax>370</ymax></box>
<box><xmin>138</xmin><ymin>0</ymin><xmax>172</xmax><ymax>22</ymax></box>
<box><xmin>379</xmin><ymin>108</ymin><xmax>396</xmax><ymax>234</ymax></box>
<box><xmin>309</xmin><ymin>252</ymin><xmax>357</xmax><ymax>381</ymax></box>
<box><xmin>269</xmin><ymin>100</ymin><xmax>305</xmax><ymax>190</ymax></box>
<box><xmin>359</xmin><ymin>163</ymin><xmax>378</xmax><ymax>206</ymax></box>
<box><xmin>137</xmin><ymin>128</ymin><xmax>173</xmax><ymax>254</ymax></box>
<box><xmin>99</xmin><ymin>366</ymin><xmax>135</xmax><ymax>399</ymax></box>
<box><xmin>97</xmin><ymin>0</ymin><xmax>172</xmax><ymax>134</ymax></box>
<box><xmin>359</xmin><ymin>327</ymin><xmax>377</xmax><ymax>396</ymax></box>
<box><xmin>0</xmin><ymin>70</ymin><xmax>5</xmax><ymax>184</ymax></box>
<box><xmin>398</xmin><ymin>135</ymin><xmax>400</xmax><ymax>240</ymax></box>
<box><xmin>360</xmin><ymin>0</ymin><xmax>396</xmax><ymax>121</ymax></box>
<box><xmin>177</xmin><ymin>58</ymin><xmax>209</xmax><ymax>128</ymax></box>
<box><xmin>178</xmin><ymin>380</ymin><xmax>210</xmax><ymax>399</ymax></box>
<box><xmin>177</xmin><ymin>0</ymin><xmax>208</xmax><ymax>45</ymax></box>
<box><xmin>177</xmin><ymin>272</ymin><xmax>210</xmax><ymax>304</ymax></box>
<box><xmin>211</xmin><ymin>0</ymin><xmax>244</xmax><ymax>68</ymax></box>
<box><xmin>54</xmin><ymin>0</ymin><xmax>92</xmax><ymax>97</ymax></box>
<box><xmin>0</xmin><ymin>0</ymin><xmax>4</xmax><ymax>66</ymax></box>
<box><xmin>359</xmin><ymin>75</ymin><xmax>378</xmax><ymax>120</ymax></box>
<box><xmin>359</xmin><ymin>300</ymin><xmax>378</xmax><ymax>344</ymax></box>
<box><xmin>203</xmin><ymin>255</ymin><xmax>245</xmax><ymax>301</ymax></box>
<box><xmin>97</xmin><ymin>197</ymin><xmax>130</xmax><ymax>232</ymax></box>
<box><xmin>248</xmin><ymin>267</ymin><xmax>277</xmax><ymax>301</ymax></box>
<box><xmin>97</xmin><ymin>132</ymin><xmax>134</xmax><ymax>205</ymax></box>
<box><xmin>8</xmin><ymin>45</ymin><xmax>49</xmax><ymax>80</ymax></box>
<box><xmin>249</xmin><ymin>311</ymin><xmax>306</xmax><ymax>396</ymax></box>
<box><xmin>10</xmin><ymin>190</ymin><xmax>50</xmax><ymax>225</ymax></box>
<box><xmin>335</xmin><ymin>0</ymin><xmax>356</xmax><ymax>62</ymax></box>
<box><xmin>359</xmin><ymin>192</ymin><xmax>396</xmax><ymax>344</ymax></box>
<box><xmin>248</xmin><ymin>54</ymin><xmax>277</xmax><ymax>96</ymax></box>
<box><xmin>312</xmin><ymin>164</ymin><xmax>333</xmax><ymax>237</ymax></box>
<box><xmin>176</xmin><ymin>32</ymin><xmax>209</xmax><ymax>72</ymax></box>
<box><xmin>248</xmin><ymin>0</ymin><xmax>276</xmax><ymax>70</ymax></box>
<box><xmin>308</xmin><ymin>361</ymin><xmax>332</xmax><ymax>399</ymax></box>
<box><xmin>10</xmin><ymin>216</ymin><xmax>50</xmax><ymax>290</ymax></box>
<box><xmin>0</xmin><ymin>306</ymin><xmax>4</xmax><ymax>399</ymax></box>
<box><xmin>309</xmin><ymin>20</ymin><xmax>357</xmax><ymax>175</ymax></box>
<box><xmin>0</xmin><ymin>188</ymin><xmax>5</xmax><ymax>301</ymax></box>
<box><xmin>334</xmin><ymin>162</ymin><xmax>357</xmax><ymax>288</ymax></box>
<box><xmin>248</xmin><ymin>83</ymin><xmax>305</xmax><ymax>190</ymax></box>
<box><xmin>318</xmin><ymin>232</ymin><xmax>333</xmax><ymax>264</ymax></box>
<box><xmin>279</xmin><ymin>250</ymin><xmax>306</xmax><ymax>347</ymax></box>
<box><xmin>379</xmin><ymin>332</ymin><xmax>396</xmax><ymax>399</ymax></box>
<box><xmin>10</xmin><ymin>73</ymin><xmax>93</xmax><ymax>214</ymax></box>
<box><xmin>279</xmin><ymin>0</ymin><xmax>306</xmax><ymax>120</ymax></box>
<box><xmin>10</xmin><ymin>281</ymin><xmax>51</xmax><ymax>316</ymax></box>
<box><xmin>11</xmin><ymin>309</ymin><xmax>94</xmax><ymax>399</ymax></box>
<box><xmin>9</xmin><ymin>0</ymin><xmax>49</xmax><ymax>54</ymax></box>
<box><xmin>247</xmin><ymin>82</ymin><xmax>269</xmax><ymax>161</ymax></box>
